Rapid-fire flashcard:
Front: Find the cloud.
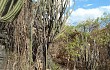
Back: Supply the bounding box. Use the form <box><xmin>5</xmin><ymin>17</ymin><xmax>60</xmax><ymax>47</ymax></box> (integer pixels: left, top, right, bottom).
<box><xmin>101</xmin><ymin>6</ymin><xmax>110</xmax><ymax>12</ymax></box>
<box><xmin>84</xmin><ymin>4</ymin><xmax>93</xmax><ymax>7</ymax></box>
<box><xmin>68</xmin><ymin>5</ymin><xmax>110</xmax><ymax>24</ymax></box>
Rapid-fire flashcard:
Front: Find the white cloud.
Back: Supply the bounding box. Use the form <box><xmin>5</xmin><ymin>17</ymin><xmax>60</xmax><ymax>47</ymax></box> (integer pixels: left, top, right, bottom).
<box><xmin>101</xmin><ymin>6</ymin><xmax>110</xmax><ymax>12</ymax></box>
<box><xmin>101</xmin><ymin>6</ymin><xmax>110</xmax><ymax>9</ymax></box>
<box><xmin>68</xmin><ymin>5</ymin><xmax>110</xmax><ymax>24</ymax></box>
<box><xmin>86</xmin><ymin>4</ymin><xmax>93</xmax><ymax>6</ymax></box>
<box><xmin>84</xmin><ymin>4</ymin><xmax>93</xmax><ymax>7</ymax></box>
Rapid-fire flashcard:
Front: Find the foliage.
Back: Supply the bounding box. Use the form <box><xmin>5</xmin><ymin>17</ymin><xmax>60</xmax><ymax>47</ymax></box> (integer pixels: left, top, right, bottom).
<box><xmin>92</xmin><ymin>26</ymin><xmax>110</xmax><ymax>46</ymax></box>
<box><xmin>51</xmin><ymin>15</ymin><xmax>110</xmax><ymax>69</ymax></box>
<box><xmin>66</xmin><ymin>35</ymin><xmax>81</xmax><ymax>59</ymax></box>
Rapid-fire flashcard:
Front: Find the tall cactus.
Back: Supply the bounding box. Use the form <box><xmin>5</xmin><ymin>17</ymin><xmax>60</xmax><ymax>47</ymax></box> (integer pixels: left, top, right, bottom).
<box><xmin>0</xmin><ymin>0</ymin><xmax>23</xmax><ymax>22</ymax></box>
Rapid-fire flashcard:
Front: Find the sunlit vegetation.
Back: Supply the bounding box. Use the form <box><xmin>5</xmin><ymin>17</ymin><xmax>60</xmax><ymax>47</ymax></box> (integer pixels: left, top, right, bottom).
<box><xmin>49</xmin><ymin>14</ymin><xmax>110</xmax><ymax>70</ymax></box>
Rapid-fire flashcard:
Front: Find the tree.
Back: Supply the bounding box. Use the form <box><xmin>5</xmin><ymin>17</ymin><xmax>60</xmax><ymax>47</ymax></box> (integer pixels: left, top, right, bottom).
<box><xmin>0</xmin><ymin>0</ymin><xmax>71</xmax><ymax>70</ymax></box>
<box><xmin>33</xmin><ymin>0</ymin><xmax>71</xmax><ymax>69</ymax></box>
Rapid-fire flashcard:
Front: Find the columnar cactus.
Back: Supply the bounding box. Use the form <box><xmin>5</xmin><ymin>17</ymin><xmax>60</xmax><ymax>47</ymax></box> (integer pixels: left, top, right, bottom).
<box><xmin>0</xmin><ymin>0</ymin><xmax>23</xmax><ymax>22</ymax></box>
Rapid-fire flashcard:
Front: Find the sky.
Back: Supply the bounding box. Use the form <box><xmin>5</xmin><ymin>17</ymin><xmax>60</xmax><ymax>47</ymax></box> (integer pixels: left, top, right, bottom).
<box><xmin>68</xmin><ymin>0</ymin><xmax>110</xmax><ymax>25</ymax></box>
<box><xmin>33</xmin><ymin>0</ymin><xmax>110</xmax><ymax>25</ymax></box>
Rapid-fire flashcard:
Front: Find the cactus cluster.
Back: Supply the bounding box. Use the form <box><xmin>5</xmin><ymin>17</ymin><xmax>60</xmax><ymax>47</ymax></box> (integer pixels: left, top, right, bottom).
<box><xmin>0</xmin><ymin>0</ymin><xmax>23</xmax><ymax>22</ymax></box>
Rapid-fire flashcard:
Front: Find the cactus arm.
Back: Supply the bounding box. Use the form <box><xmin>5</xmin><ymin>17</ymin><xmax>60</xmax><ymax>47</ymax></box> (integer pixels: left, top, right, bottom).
<box><xmin>0</xmin><ymin>0</ymin><xmax>4</xmax><ymax>18</ymax></box>
<box><xmin>0</xmin><ymin>0</ymin><xmax>23</xmax><ymax>22</ymax></box>
<box><xmin>7</xmin><ymin>0</ymin><xmax>14</xmax><ymax>13</ymax></box>
<box><xmin>1</xmin><ymin>0</ymin><xmax>21</xmax><ymax>19</ymax></box>
<box><xmin>0</xmin><ymin>0</ymin><xmax>4</xmax><ymax>14</ymax></box>
<box><xmin>0</xmin><ymin>0</ymin><xmax>8</xmax><ymax>16</ymax></box>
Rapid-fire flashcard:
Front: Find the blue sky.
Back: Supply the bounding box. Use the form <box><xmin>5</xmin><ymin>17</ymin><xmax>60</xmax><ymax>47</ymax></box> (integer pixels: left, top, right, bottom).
<box><xmin>68</xmin><ymin>0</ymin><xmax>110</xmax><ymax>25</ymax></box>
<box><xmin>74</xmin><ymin>0</ymin><xmax>110</xmax><ymax>9</ymax></box>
